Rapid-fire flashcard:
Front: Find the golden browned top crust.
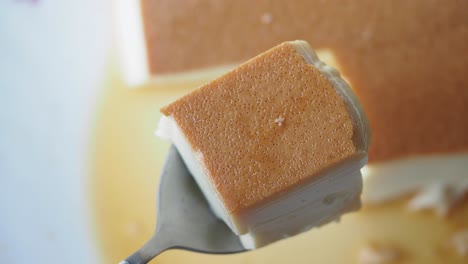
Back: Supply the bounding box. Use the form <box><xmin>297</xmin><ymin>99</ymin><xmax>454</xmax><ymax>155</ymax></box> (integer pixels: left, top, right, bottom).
<box><xmin>162</xmin><ymin>42</ymin><xmax>360</xmax><ymax>213</ymax></box>
<box><xmin>142</xmin><ymin>0</ymin><xmax>468</xmax><ymax>162</ymax></box>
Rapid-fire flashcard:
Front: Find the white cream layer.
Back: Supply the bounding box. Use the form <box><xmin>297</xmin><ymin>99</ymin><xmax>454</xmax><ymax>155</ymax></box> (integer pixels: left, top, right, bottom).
<box><xmin>114</xmin><ymin>0</ymin><xmax>149</xmax><ymax>87</ymax></box>
<box><xmin>239</xmin><ymin>163</ymin><xmax>363</xmax><ymax>249</ymax></box>
<box><xmin>156</xmin><ymin>116</ymin><xmax>236</xmax><ymax>232</ymax></box>
<box><xmin>362</xmin><ymin>153</ymin><xmax>468</xmax><ymax>215</ymax></box>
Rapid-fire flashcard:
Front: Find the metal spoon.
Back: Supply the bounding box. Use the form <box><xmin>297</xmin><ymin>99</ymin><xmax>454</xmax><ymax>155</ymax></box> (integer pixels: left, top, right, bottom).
<box><xmin>120</xmin><ymin>145</ymin><xmax>246</xmax><ymax>264</ymax></box>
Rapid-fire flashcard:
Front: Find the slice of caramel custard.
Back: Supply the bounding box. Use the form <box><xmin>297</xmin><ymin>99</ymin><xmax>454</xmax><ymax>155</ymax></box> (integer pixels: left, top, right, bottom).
<box><xmin>157</xmin><ymin>40</ymin><xmax>370</xmax><ymax>249</ymax></box>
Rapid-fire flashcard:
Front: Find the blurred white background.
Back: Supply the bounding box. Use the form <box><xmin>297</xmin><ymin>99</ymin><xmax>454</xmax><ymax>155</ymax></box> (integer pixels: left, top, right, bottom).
<box><xmin>0</xmin><ymin>0</ymin><xmax>111</xmax><ymax>263</ymax></box>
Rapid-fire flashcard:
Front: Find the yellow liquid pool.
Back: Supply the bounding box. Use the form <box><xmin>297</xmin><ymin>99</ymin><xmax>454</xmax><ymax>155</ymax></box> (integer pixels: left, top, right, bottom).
<box><xmin>91</xmin><ymin>59</ymin><xmax>468</xmax><ymax>264</ymax></box>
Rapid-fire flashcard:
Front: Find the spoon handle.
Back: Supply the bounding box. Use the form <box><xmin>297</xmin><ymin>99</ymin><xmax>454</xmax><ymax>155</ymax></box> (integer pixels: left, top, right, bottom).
<box><xmin>119</xmin><ymin>234</ymin><xmax>170</xmax><ymax>264</ymax></box>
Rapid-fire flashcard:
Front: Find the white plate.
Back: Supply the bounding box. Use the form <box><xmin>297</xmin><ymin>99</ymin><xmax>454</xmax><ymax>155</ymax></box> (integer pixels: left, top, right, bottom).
<box><xmin>0</xmin><ymin>1</ymin><xmax>110</xmax><ymax>263</ymax></box>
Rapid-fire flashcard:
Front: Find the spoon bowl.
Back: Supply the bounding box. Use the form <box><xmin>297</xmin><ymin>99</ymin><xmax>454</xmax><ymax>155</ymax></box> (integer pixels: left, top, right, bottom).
<box><xmin>120</xmin><ymin>145</ymin><xmax>247</xmax><ymax>264</ymax></box>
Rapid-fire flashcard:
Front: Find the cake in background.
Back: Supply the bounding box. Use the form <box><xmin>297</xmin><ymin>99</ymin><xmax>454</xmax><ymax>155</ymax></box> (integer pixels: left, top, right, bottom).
<box><xmin>116</xmin><ymin>0</ymin><xmax>468</xmax><ymax>215</ymax></box>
